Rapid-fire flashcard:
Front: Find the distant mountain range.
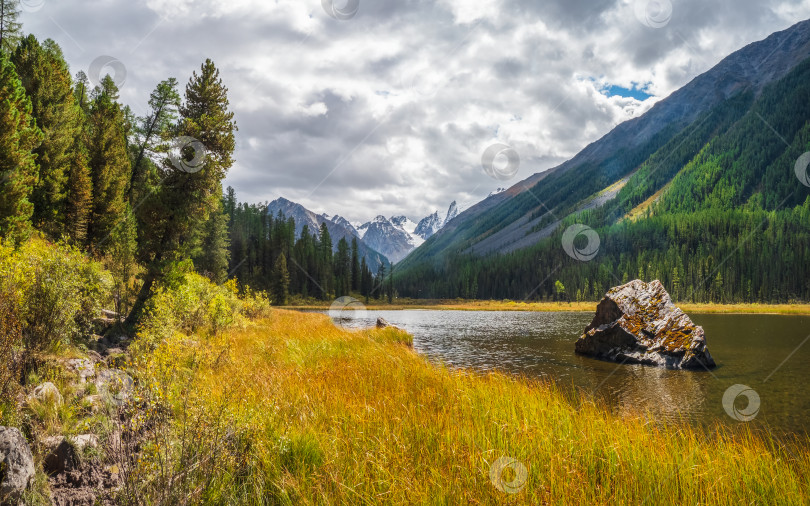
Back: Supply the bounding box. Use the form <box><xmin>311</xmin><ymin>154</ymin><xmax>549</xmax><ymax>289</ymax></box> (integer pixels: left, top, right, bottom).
<box><xmin>266</xmin><ymin>198</ymin><xmax>459</xmax><ymax>265</ymax></box>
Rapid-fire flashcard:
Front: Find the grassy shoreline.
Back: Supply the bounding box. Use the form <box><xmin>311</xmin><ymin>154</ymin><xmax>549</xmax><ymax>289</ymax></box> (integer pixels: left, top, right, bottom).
<box><xmin>136</xmin><ymin>308</ymin><xmax>810</xmax><ymax>503</ymax></box>
<box><xmin>284</xmin><ymin>299</ymin><xmax>810</xmax><ymax>315</ymax></box>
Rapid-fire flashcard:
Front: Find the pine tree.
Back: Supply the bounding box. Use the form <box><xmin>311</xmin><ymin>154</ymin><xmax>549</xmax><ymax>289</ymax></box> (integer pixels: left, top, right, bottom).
<box><xmin>0</xmin><ymin>0</ymin><xmax>21</xmax><ymax>57</ymax></box>
<box><xmin>86</xmin><ymin>76</ymin><xmax>131</xmax><ymax>251</ymax></box>
<box><xmin>0</xmin><ymin>56</ymin><xmax>42</xmax><ymax>242</ymax></box>
<box><xmin>12</xmin><ymin>36</ymin><xmax>83</xmax><ymax>236</ymax></box>
<box><xmin>272</xmin><ymin>252</ymin><xmax>290</xmax><ymax>306</ymax></box>
<box><xmin>129</xmin><ymin>78</ymin><xmax>181</xmax><ymax>202</ymax></box>
<box><xmin>127</xmin><ymin>60</ymin><xmax>236</xmax><ymax>323</ymax></box>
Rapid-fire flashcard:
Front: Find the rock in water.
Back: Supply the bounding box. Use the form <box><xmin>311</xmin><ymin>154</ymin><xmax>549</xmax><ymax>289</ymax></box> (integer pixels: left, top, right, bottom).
<box><xmin>575</xmin><ymin>280</ymin><xmax>716</xmax><ymax>370</ymax></box>
<box><xmin>0</xmin><ymin>427</ymin><xmax>35</xmax><ymax>502</ymax></box>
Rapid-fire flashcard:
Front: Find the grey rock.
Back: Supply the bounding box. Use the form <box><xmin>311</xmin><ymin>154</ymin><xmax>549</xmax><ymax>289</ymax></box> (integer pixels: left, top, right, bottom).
<box><xmin>66</xmin><ymin>359</ymin><xmax>95</xmax><ymax>383</ymax></box>
<box><xmin>42</xmin><ymin>435</ymin><xmax>98</xmax><ymax>475</ymax></box>
<box><xmin>28</xmin><ymin>382</ymin><xmax>63</xmax><ymax>406</ymax></box>
<box><xmin>94</xmin><ymin>370</ymin><xmax>133</xmax><ymax>406</ymax></box>
<box><xmin>575</xmin><ymin>280</ymin><xmax>716</xmax><ymax>370</ymax></box>
<box><xmin>0</xmin><ymin>427</ymin><xmax>34</xmax><ymax>502</ymax></box>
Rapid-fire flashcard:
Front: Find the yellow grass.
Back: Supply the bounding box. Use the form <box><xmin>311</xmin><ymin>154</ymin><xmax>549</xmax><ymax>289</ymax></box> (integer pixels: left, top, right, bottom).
<box><xmin>136</xmin><ymin>309</ymin><xmax>810</xmax><ymax>504</ymax></box>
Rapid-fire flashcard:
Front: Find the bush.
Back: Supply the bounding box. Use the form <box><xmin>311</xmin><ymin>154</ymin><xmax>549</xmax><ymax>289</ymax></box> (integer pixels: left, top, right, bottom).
<box><xmin>0</xmin><ymin>237</ymin><xmax>112</xmax><ymax>355</ymax></box>
<box><xmin>134</xmin><ymin>271</ymin><xmax>270</xmax><ymax>353</ymax></box>
<box><xmin>0</xmin><ymin>284</ymin><xmax>23</xmax><ymax>398</ymax></box>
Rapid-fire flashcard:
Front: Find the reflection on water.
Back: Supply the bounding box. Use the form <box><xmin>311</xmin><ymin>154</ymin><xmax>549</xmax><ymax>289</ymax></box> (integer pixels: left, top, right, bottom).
<box><xmin>315</xmin><ymin>309</ymin><xmax>810</xmax><ymax>435</ymax></box>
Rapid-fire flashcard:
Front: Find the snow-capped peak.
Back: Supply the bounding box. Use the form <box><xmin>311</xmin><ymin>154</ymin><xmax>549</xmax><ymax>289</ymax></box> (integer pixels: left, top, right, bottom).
<box><xmin>443</xmin><ymin>201</ymin><xmax>458</xmax><ymax>226</ymax></box>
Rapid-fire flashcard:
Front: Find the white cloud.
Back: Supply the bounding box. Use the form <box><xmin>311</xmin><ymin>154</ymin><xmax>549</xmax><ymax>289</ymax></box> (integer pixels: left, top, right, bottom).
<box><xmin>19</xmin><ymin>0</ymin><xmax>810</xmax><ymax>223</ymax></box>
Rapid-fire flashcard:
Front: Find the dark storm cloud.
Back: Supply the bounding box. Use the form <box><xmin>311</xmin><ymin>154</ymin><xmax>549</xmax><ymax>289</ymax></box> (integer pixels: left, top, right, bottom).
<box><xmin>19</xmin><ymin>0</ymin><xmax>810</xmax><ymax>222</ymax></box>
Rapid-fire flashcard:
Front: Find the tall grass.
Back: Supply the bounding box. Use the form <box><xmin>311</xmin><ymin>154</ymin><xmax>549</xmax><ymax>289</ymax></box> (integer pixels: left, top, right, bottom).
<box><xmin>132</xmin><ymin>309</ymin><xmax>810</xmax><ymax>504</ymax></box>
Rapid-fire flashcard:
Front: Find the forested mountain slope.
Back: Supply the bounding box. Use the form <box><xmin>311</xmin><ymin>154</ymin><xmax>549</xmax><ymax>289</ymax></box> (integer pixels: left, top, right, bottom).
<box><xmin>395</xmin><ymin>20</ymin><xmax>810</xmax><ymax>303</ymax></box>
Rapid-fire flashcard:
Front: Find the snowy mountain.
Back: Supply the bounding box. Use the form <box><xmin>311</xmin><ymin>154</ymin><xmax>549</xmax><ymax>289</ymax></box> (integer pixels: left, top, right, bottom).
<box><xmin>267</xmin><ymin>198</ymin><xmax>457</xmax><ymax>265</ymax></box>
<box><xmin>265</xmin><ymin>198</ymin><xmax>388</xmax><ymax>271</ymax></box>
<box><xmin>354</xmin><ymin>201</ymin><xmax>459</xmax><ymax>262</ymax></box>
<box><xmin>443</xmin><ymin>201</ymin><xmax>458</xmax><ymax>226</ymax></box>
<box><xmin>414</xmin><ymin>212</ymin><xmax>443</xmax><ymax>240</ymax></box>
<box><xmin>358</xmin><ymin>216</ymin><xmax>415</xmax><ymax>263</ymax></box>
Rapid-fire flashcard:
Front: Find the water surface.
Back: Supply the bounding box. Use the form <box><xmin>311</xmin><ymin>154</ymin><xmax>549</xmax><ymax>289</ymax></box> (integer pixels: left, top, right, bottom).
<box><xmin>322</xmin><ymin>309</ymin><xmax>810</xmax><ymax>435</ymax></box>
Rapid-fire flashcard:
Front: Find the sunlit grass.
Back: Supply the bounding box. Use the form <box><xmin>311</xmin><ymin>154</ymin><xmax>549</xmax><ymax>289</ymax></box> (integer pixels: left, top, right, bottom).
<box><xmin>137</xmin><ymin>309</ymin><xmax>810</xmax><ymax>504</ymax></box>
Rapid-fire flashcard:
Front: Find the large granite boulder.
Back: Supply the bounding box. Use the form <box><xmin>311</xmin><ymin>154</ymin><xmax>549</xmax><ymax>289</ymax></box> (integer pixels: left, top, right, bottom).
<box><xmin>575</xmin><ymin>280</ymin><xmax>716</xmax><ymax>370</ymax></box>
<box><xmin>0</xmin><ymin>427</ymin><xmax>35</xmax><ymax>502</ymax></box>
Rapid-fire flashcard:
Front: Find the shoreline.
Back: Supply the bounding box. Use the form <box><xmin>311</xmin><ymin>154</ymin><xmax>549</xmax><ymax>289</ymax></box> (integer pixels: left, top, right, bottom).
<box><xmin>283</xmin><ymin>300</ymin><xmax>810</xmax><ymax>315</ymax></box>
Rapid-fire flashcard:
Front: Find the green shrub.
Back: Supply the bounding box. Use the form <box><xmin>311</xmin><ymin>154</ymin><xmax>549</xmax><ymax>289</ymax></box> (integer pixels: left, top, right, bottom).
<box><xmin>0</xmin><ymin>237</ymin><xmax>112</xmax><ymax>355</ymax></box>
<box><xmin>134</xmin><ymin>272</ymin><xmax>270</xmax><ymax>353</ymax></box>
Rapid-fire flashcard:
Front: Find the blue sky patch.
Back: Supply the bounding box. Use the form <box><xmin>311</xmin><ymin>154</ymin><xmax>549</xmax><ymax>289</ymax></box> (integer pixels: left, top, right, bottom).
<box><xmin>600</xmin><ymin>82</ymin><xmax>654</xmax><ymax>101</ymax></box>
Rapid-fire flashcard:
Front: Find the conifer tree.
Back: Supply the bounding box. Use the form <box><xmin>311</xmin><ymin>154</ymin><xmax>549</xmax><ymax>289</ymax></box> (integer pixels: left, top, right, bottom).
<box><xmin>12</xmin><ymin>36</ymin><xmax>83</xmax><ymax>236</ymax></box>
<box><xmin>85</xmin><ymin>76</ymin><xmax>130</xmax><ymax>251</ymax></box>
<box><xmin>127</xmin><ymin>59</ymin><xmax>235</xmax><ymax>323</ymax></box>
<box><xmin>351</xmin><ymin>237</ymin><xmax>360</xmax><ymax>291</ymax></box>
<box><xmin>129</xmin><ymin>78</ymin><xmax>181</xmax><ymax>202</ymax></box>
<box><xmin>0</xmin><ymin>0</ymin><xmax>21</xmax><ymax>57</ymax></box>
<box><xmin>193</xmin><ymin>198</ymin><xmax>230</xmax><ymax>283</ymax></box>
<box><xmin>64</xmin><ymin>137</ymin><xmax>92</xmax><ymax>244</ymax></box>
<box><xmin>272</xmin><ymin>252</ymin><xmax>290</xmax><ymax>306</ymax></box>
<box><xmin>0</xmin><ymin>56</ymin><xmax>42</xmax><ymax>242</ymax></box>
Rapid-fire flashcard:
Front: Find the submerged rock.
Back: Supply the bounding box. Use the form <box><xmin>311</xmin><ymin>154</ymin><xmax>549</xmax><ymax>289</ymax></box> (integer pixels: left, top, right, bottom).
<box><xmin>575</xmin><ymin>280</ymin><xmax>716</xmax><ymax>370</ymax></box>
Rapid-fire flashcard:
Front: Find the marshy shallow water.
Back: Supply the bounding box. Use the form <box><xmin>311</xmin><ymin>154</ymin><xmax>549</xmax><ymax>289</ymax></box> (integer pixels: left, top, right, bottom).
<box><xmin>317</xmin><ymin>309</ymin><xmax>810</xmax><ymax>435</ymax></box>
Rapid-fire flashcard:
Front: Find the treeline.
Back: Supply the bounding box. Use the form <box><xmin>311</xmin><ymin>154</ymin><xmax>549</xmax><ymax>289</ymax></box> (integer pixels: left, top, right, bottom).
<box><xmin>0</xmin><ymin>1</ymin><xmax>235</xmax><ymax>322</ymax></box>
<box><xmin>395</xmin><ymin>202</ymin><xmax>810</xmax><ymax>303</ymax></box>
<box><xmin>224</xmin><ymin>190</ymin><xmax>393</xmax><ymax>304</ymax></box>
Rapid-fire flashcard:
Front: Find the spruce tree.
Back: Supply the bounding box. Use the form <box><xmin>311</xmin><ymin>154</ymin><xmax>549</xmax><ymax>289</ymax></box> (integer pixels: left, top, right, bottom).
<box><xmin>318</xmin><ymin>222</ymin><xmax>333</xmax><ymax>299</ymax></box>
<box><xmin>193</xmin><ymin>198</ymin><xmax>230</xmax><ymax>283</ymax></box>
<box><xmin>64</xmin><ymin>136</ymin><xmax>91</xmax><ymax>245</ymax></box>
<box><xmin>0</xmin><ymin>56</ymin><xmax>42</xmax><ymax>242</ymax></box>
<box><xmin>272</xmin><ymin>252</ymin><xmax>290</xmax><ymax>306</ymax></box>
<box><xmin>350</xmin><ymin>237</ymin><xmax>360</xmax><ymax>291</ymax></box>
<box><xmin>12</xmin><ymin>36</ymin><xmax>83</xmax><ymax>236</ymax></box>
<box><xmin>334</xmin><ymin>237</ymin><xmax>350</xmax><ymax>297</ymax></box>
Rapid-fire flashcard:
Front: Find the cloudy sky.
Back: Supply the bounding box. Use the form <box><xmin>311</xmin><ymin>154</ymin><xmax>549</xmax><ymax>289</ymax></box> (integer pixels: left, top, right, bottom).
<box><xmin>19</xmin><ymin>0</ymin><xmax>810</xmax><ymax>223</ymax></box>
